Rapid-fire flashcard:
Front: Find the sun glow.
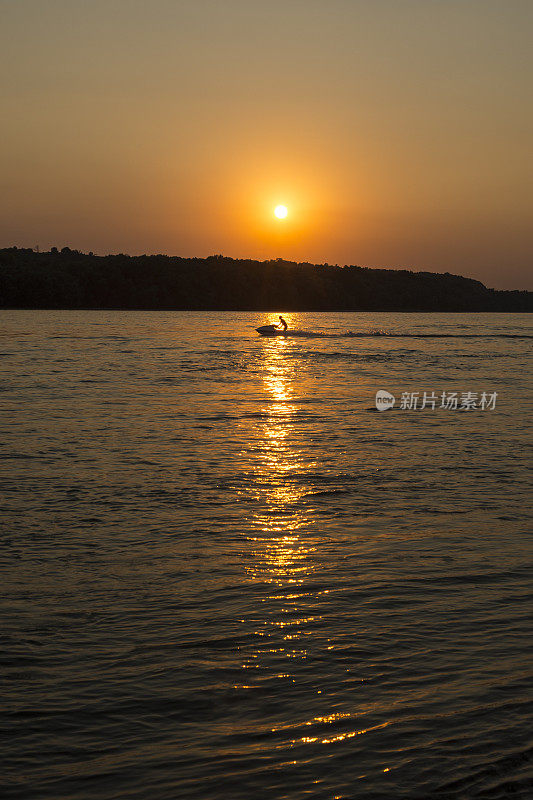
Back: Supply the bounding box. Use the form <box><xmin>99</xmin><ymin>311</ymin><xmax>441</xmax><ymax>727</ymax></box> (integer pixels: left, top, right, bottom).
<box><xmin>274</xmin><ymin>204</ymin><xmax>288</xmax><ymax>219</ymax></box>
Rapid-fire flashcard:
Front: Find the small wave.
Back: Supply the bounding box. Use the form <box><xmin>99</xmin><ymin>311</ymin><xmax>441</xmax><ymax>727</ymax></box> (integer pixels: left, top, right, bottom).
<box><xmin>352</xmin><ymin>332</ymin><xmax>533</xmax><ymax>339</ymax></box>
<box><xmin>343</xmin><ymin>330</ymin><xmax>533</xmax><ymax>339</ymax></box>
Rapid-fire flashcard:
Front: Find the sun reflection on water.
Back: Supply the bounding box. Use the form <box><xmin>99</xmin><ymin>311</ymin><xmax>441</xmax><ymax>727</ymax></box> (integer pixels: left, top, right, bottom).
<box><xmin>241</xmin><ymin>331</ymin><xmax>319</xmax><ymax>668</ymax></box>
<box><xmin>237</xmin><ymin>332</ymin><xmax>388</xmax><ymax>755</ymax></box>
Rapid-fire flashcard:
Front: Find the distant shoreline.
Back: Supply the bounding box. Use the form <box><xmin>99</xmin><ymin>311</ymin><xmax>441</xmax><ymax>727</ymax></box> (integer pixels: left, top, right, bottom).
<box><xmin>1</xmin><ymin>247</ymin><xmax>531</xmax><ymax>312</ymax></box>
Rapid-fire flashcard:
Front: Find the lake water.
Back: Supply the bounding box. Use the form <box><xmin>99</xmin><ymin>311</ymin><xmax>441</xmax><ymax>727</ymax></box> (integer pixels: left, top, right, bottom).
<box><xmin>1</xmin><ymin>311</ymin><xmax>532</xmax><ymax>799</ymax></box>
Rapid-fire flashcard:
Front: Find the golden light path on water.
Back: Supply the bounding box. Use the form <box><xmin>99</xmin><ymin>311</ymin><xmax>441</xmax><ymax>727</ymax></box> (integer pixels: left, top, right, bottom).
<box><xmin>238</xmin><ymin>324</ymin><xmax>386</xmax><ymax>754</ymax></box>
<box><xmin>243</xmin><ymin>332</ymin><xmax>318</xmax><ymax>666</ymax></box>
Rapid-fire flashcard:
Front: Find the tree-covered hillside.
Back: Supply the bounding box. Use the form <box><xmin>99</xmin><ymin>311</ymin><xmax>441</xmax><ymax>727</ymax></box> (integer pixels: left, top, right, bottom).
<box><xmin>0</xmin><ymin>247</ymin><xmax>531</xmax><ymax>311</ymax></box>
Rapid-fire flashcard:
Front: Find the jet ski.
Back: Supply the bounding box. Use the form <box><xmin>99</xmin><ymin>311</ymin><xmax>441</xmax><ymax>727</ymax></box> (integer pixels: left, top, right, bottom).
<box><xmin>256</xmin><ymin>325</ymin><xmax>288</xmax><ymax>336</ymax></box>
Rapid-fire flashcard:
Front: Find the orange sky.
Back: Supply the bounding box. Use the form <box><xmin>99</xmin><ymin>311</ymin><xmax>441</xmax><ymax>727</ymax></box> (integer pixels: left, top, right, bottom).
<box><xmin>1</xmin><ymin>0</ymin><xmax>531</xmax><ymax>289</ymax></box>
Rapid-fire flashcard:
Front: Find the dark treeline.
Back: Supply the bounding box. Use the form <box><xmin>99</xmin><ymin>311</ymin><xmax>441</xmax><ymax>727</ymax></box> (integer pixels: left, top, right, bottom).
<box><xmin>0</xmin><ymin>247</ymin><xmax>531</xmax><ymax>311</ymax></box>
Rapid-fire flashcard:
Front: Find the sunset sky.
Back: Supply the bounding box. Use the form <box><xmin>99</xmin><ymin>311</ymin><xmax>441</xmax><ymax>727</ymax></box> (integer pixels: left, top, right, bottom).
<box><xmin>1</xmin><ymin>0</ymin><xmax>531</xmax><ymax>289</ymax></box>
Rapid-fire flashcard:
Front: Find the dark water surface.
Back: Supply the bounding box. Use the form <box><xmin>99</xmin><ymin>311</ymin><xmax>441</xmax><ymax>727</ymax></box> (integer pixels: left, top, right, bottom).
<box><xmin>1</xmin><ymin>311</ymin><xmax>532</xmax><ymax>800</ymax></box>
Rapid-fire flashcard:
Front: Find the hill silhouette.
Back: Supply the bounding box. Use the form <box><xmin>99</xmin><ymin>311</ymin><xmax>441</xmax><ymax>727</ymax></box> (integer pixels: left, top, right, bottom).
<box><xmin>0</xmin><ymin>247</ymin><xmax>531</xmax><ymax>311</ymax></box>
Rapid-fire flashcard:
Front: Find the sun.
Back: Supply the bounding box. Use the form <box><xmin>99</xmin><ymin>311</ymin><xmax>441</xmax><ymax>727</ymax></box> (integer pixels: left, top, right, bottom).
<box><xmin>274</xmin><ymin>204</ymin><xmax>288</xmax><ymax>219</ymax></box>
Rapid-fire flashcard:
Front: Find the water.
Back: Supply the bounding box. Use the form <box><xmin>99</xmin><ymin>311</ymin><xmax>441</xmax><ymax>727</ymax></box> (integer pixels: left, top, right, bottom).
<box><xmin>1</xmin><ymin>311</ymin><xmax>532</xmax><ymax>800</ymax></box>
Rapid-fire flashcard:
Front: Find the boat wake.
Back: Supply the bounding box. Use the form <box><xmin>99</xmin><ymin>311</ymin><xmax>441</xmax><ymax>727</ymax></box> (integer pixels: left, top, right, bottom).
<box><xmin>257</xmin><ymin>328</ymin><xmax>533</xmax><ymax>339</ymax></box>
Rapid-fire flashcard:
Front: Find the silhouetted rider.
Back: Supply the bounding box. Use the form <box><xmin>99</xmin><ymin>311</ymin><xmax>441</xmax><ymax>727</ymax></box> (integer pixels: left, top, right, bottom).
<box><xmin>276</xmin><ymin>316</ymin><xmax>288</xmax><ymax>332</ymax></box>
